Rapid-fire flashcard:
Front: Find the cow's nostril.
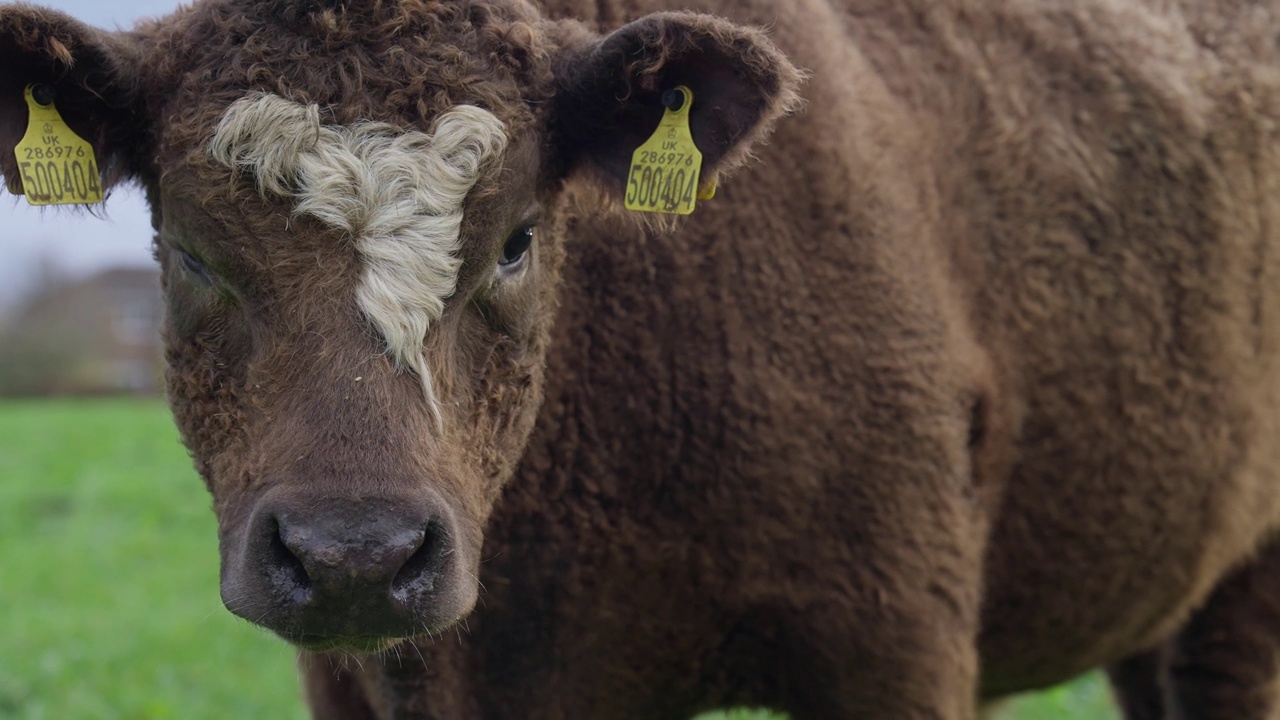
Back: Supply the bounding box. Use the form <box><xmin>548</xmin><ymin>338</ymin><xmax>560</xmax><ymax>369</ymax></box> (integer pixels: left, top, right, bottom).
<box><xmin>266</xmin><ymin>518</ymin><xmax>312</xmax><ymax>606</ymax></box>
<box><xmin>392</xmin><ymin>521</ymin><xmax>446</xmax><ymax>602</ymax></box>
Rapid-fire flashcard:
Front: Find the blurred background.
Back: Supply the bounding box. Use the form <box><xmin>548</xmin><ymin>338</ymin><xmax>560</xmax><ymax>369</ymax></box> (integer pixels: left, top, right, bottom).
<box><xmin>0</xmin><ymin>1</ymin><xmax>1120</xmax><ymax>719</ymax></box>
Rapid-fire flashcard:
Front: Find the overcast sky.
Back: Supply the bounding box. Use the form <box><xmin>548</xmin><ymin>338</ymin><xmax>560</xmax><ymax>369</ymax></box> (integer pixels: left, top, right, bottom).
<box><xmin>1</xmin><ymin>0</ymin><xmax>183</xmax><ymax>308</ymax></box>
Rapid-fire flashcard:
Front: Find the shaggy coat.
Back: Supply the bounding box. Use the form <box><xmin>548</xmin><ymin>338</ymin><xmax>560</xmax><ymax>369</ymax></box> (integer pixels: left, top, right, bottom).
<box><xmin>4</xmin><ymin>0</ymin><xmax>1280</xmax><ymax>718</ymax></box>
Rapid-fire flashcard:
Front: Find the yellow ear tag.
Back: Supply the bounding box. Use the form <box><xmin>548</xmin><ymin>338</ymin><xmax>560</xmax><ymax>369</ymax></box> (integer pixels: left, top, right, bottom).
<box><xmin>14</xmin><ymin>85</ymin><xmax>104</xmax><ymax>206</ymax></box>
<box><xmin>625</xmin><ymin>86</ymin><xmax>707</xmax><ymax>216</ymax></box>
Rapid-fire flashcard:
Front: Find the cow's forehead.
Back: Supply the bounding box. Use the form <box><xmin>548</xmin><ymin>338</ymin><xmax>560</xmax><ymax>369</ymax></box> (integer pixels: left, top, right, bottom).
<box><xmin>208</xmin><ymin>92</ymin><xmax>509</xmax><ymax>413</ymax></box>
<box><xmin>142</xmin><ymin>0</ymin><xmax>551</xmax><ymax>172</ymax></box>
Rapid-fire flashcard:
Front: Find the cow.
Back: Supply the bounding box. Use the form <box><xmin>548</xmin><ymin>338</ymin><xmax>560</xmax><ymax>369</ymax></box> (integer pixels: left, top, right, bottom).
<box><xmin>5</xmin><ymin>0</ymin><xmax>1280</xmax><ymax>717</ymax></box>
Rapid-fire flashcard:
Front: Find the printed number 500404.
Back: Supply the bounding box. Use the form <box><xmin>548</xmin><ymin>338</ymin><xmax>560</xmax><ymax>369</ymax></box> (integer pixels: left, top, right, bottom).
<box><xmin>19</xmin><ymin>158</ymin><xmax>102</xmax><ymax>202</ymax></box>
<box><xmin>626</xmin><ymin>164</ymin><xmax>699</xmax><ymax>211</ymax></box>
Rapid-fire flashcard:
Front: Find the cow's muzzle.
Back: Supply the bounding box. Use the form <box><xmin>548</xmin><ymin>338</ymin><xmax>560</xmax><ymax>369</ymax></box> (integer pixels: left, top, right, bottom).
<box><xmin>221</xmin><ymin>490</ymin><xmax>476</xmax><ymax>650</ymax></box>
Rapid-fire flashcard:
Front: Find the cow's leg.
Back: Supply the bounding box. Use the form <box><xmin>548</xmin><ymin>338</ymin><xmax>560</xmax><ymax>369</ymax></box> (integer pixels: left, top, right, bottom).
<box><xmin>1159</xmin><ymin>537</ymin><xmax>1280</xmax><ymax>719</ymax></box>
<box><xmin>767</xmin><ymin>481</ymin><xmax>986</xmax><ymax>720</ymax></box>
<box><xmin>780</xmin><ymin>601</ymin><xmax>981</xmax><ymax>720</ymax></box>
<box><xmin>763</xmin><ymin>401</ymin><xmax>992</xmax><ymax>720</ymax></box>
<box><xmin>1106</xmin><ymin>647</ymin><xmax>1167</xmax><ymax>720</ymax></box>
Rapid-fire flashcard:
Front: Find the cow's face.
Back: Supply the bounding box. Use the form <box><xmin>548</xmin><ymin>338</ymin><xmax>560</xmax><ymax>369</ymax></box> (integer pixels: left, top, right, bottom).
<box><xmin>1</xmin><ymin>0</ymin><xmax>798</xmax><ymax>651</ymax></box>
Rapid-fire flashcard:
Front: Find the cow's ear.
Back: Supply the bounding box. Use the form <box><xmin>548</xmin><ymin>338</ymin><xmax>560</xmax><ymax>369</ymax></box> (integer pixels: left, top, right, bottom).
<box><xmin>547</xmin><ymin>12</ymin><xmax>802</xmax><ymax>194</ymax></box>
<box><xmin>0</xmin><ymin>6</ymin><xmax>148</xmax><ymax>199</ymax></box>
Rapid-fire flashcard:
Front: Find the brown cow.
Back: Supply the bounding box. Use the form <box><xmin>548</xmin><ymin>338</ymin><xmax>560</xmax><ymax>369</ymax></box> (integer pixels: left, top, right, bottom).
<box><xmin>4</xmin><ymin>0</ymin><xmax>1280</xmax><ymax>717</ymax></box>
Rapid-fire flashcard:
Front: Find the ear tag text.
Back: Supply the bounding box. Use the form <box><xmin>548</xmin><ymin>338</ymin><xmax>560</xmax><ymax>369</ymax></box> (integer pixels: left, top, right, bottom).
<box><xmin>625</xmin><ymin>86</ymin><xmax>708</xmax><ymax>216</ymax></box>
<box><xmin>14</xmin><ymin>84</ymin><xmax>104</xmax><ymax>206</ymax></box>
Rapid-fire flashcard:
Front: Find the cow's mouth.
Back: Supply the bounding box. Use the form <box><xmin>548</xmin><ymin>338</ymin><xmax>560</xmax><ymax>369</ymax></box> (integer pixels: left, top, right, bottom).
<box><xmin>282</xmin><ymin>631</ymin><xmax>410</xmax><ymax>654</ymax></box>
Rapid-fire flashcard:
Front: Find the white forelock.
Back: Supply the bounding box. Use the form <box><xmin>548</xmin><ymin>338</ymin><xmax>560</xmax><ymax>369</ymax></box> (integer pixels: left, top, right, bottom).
<box><xmin>208</xmin><ymin>93</ymin><xmax>509</xmax><ymax>419</ymax></box>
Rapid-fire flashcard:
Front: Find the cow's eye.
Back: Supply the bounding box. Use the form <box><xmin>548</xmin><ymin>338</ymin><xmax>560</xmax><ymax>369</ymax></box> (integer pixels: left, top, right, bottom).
<box><xmin>499</xmin><ymin>227</ymin><xmax>534</xmax><ymax>268</ymax></box>
<box><xmin>178</xmin><ymin>249</ymin><xmax>213</xmax><ymax>284</ymax></box>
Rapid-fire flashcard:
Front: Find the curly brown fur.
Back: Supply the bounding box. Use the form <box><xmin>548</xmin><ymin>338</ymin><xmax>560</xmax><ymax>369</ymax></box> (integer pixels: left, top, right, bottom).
<box><xmin>6</xmin><ymin>0</ymin><xmax>1280</xmax><ymax>718</ymax></box>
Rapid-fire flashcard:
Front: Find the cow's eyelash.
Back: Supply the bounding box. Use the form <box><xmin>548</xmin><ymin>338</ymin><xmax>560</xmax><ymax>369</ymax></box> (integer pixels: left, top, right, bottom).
<box><xmin>177</xmin><ymin>248</ymin><xmax>214</xmax><ymax>284</ymax></box>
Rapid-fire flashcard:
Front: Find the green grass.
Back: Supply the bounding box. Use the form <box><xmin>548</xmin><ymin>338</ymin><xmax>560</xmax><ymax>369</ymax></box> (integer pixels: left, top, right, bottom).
<box><xmin>0</xmin><ymin>398</ymin><xmax>1119</xmax><ymax>719</ymax></box>
<box><xmin>0</xmin><ymin>398</ymin><xmax>305</xmax><ymax>720</ymax></box>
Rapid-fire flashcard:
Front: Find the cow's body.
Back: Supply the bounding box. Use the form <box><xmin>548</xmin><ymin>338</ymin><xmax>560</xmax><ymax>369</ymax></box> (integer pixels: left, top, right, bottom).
<box><xmin>5</xmin><ymin>0</ymin><xmax>1280</xmax><ymax>718</ymax></box>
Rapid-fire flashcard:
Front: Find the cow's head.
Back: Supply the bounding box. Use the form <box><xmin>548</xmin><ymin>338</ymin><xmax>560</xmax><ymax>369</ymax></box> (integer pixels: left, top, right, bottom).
<box><xmin>1</xmin><ymin>0</ymin><xmax>799</xmax><ymax>651</ymax></box>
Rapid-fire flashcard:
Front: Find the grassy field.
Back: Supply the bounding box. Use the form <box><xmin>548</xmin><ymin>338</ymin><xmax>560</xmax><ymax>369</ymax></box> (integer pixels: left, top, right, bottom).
<box><xmin>0</xmin><ymin>398</ymin><xmax>1120</xmax><ymax>719</ymax></box>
